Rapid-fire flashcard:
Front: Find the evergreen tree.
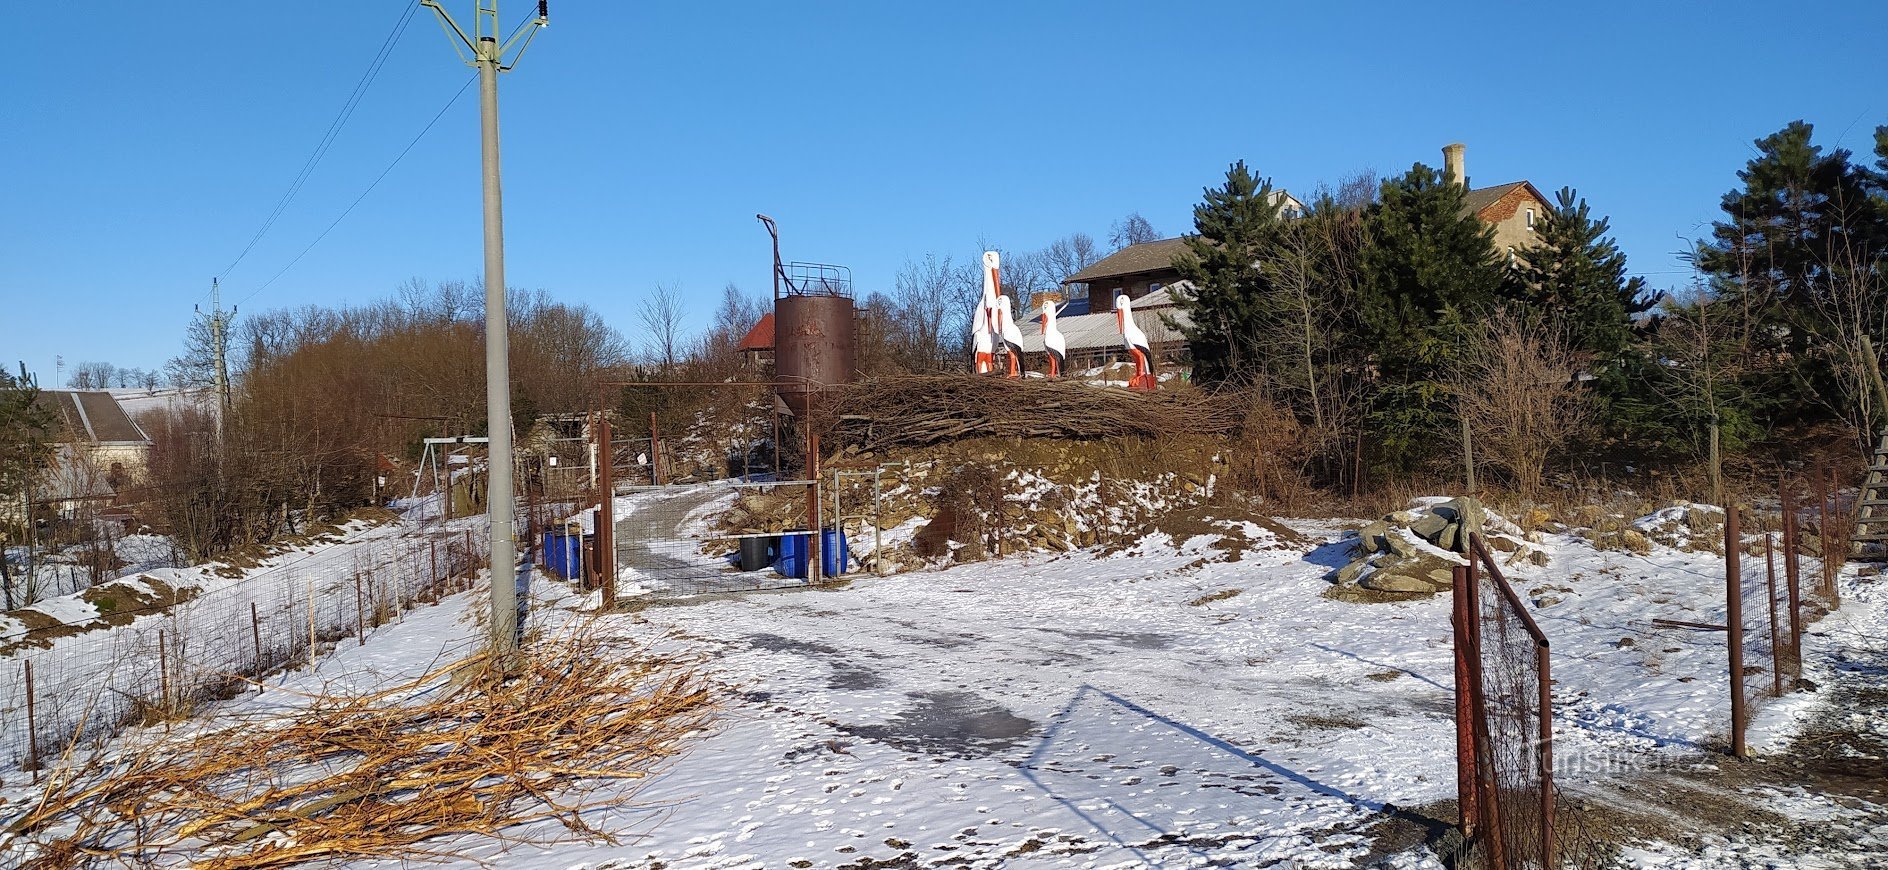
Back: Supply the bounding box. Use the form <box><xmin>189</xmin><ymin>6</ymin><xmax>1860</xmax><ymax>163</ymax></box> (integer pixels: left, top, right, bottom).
<box><xmin>1512</xmin><ymin>187</ymin><xmax>1653</xmax><ymax>365</ymax></box>
<box><xmin>1698</xmin><ymin>120</ymin><xmax>1888</xmax><ymax>434</ymax></box>
<box><xmin>1356</xmin><ymin>163</ymin><xmax>1506</xmax><ymax>467</ymax></box>
<box><xmin>0</xmin><ymin>363</ymin><xmax>56</xmax><ymax>609</ymax></box>
<box><xmin>1172</xmin><ymin>161</ymin><xmax>1286</xmax><ymax>384</ymax></box>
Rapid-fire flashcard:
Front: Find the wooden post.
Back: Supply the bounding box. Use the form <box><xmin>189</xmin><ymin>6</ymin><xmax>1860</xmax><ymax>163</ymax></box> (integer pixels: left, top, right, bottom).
<box><xmin>1765</xmin><ymin>534</ymin><xmax>1782</xmax><ymax>697</ymax></box>
<box><xmin>354</xmin><ymin>572</ymin><xmax>367</xmax><ymax>646</ymax></box>
<box><xmin>598</xmin><ymin>415</ymin><xmax>616</xmax><ymax>609</ymax></box>
<box><xmin>250</xmin><ymin>601</ymin><xmax>264</xmax><ymax>692</ymax></box>
<box><xmin>1726</xmin><ymin>505</ymin><xmax>1747</xmax><ymax>759</ymax></box>
<box><xmin>808</xmin><ymin>429</ymin><xmax>822</xmax><ymax>586</ymax></box>
<box><xmin>430</xmin><ymin>539</ymin><xmax>439</xmax><ymax>590</ymax></box>
<box><xmin>23</xmin><ymin>661</ymin><xmax>39</xmax><ymax>783</ymax></box>
<box><xmin>307</xmin><ymin>578</ymin><xmax>318</xmax><ymax>669</ymax></box>
<box><xmin>157</xmin><ymin>629</ymin><xmax>171</xmax><ymax>722</ymax></box>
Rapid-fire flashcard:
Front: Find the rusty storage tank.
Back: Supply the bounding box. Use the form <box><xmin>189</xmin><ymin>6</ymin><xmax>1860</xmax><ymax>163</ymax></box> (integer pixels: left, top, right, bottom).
<box><xmin>774</xmin><ymin>292</ymin><xmax>856</xmax><ymax>416</ymax></box>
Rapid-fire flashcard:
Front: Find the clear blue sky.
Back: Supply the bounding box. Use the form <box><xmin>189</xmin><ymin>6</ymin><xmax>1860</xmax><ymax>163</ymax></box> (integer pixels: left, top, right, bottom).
<box><xmin>4</xmin><ymin>1</ymin><xmax>1884</xmax><ymax>383</ymax></box>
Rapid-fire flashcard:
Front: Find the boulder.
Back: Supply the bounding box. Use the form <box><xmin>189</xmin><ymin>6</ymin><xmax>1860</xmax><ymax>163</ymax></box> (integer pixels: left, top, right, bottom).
<box><xmin>1335</xmin><ymin>558</ymin><xmax>1370</xmax><ymax>586</ymax></box>
<box><xmin>1410</xmin><ymin>512</ymin><xmax>1452</xmax><ymax>544</ymax></box>
<box><xmin>1356</xmin><ymin>521</ymin><xmax>1390</xmax><ymax>556</ymax></box>
<box><xmin>1362</xmin><ymin>572</ymin><xmax>1437</xmax><ymax>594</ymax></box>
<box><xmin>1386</xmin><ymin>531</ymin><xmax>1421</xmax><ymax>558</ymax></box>
<box><xmin>1436</xmin><ymin>497</ymin><xmax>1486</xmax><ymax>538</ymax></box>
<box><xmin>1387</xmin><ymin>510</ymin><xmax>1420</xmax><ymax>525</ymax></box>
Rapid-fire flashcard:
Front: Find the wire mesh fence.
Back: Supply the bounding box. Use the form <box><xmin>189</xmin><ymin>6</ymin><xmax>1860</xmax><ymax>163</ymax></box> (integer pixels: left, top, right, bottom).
<box><xmin>1457</xmin><ymin>533</ymin><xmax>1555</xmax><ymax>869</ymax></box>
<box><xmin>1725</xmin><ymin>476</ymin><xmax>1842</xmax><ymax>753</ymax></box>
<box><xmin>0</xmin><ymin>526</ymin><xmax>489</xmax><ymax>775</ymax></box>
<box><xmin>612</xmin><ymin>480</ymin><xmax>832</xmax><ymax>598</ymax></box>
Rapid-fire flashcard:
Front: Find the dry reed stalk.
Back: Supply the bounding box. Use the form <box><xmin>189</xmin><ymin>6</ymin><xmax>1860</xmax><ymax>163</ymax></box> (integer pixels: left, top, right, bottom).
<box><xmin>5</xmin><ymin>623</ymin><xmax>715</xmax><ymax>869</ymax></box>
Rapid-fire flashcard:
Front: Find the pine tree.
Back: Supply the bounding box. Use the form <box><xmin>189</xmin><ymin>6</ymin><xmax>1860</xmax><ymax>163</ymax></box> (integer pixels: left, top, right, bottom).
<box><xmin>1699</xmin><ymin>120</ymin><xmax>1888</xmax><ymax>434</ymax></box>
<box><xmin>1172</xmin><ymin>160</ymin><xmax>1285</xmax><ymax>384</ymax></box>
<box><xmin>1357</xmin><ymin>163</ymin><xmax>1506</xmax><ymax>467</ymax></box>
<box><xmin>0</xmin><ymin>363</ymin><xmax>56</xmax><ymax>609</ymax></box>
<box><xmin>1511</xmin><ymin>187</ymin><xmax>1653</xmax><ymax>365</ymax></box>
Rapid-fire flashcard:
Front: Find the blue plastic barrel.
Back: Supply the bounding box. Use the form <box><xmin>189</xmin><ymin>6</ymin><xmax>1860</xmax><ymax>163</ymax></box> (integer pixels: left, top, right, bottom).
<box><xmin>821</xmin><ymin>528</ymin><xmax>849</xmax><ymax>576</ymax></box>
<box><xmin>540</xmin><ymin>531</ymin><xmax>584</xmax><ymax>581</ymax></box>
<box><xmin>774</xmin><ymin>532</ymin><xmax>811</xmax><ymax>579</ymax></box>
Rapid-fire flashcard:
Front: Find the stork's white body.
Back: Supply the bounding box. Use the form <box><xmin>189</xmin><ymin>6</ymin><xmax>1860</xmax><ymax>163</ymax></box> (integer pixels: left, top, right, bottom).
<box><xmin>997</xmin><ymin>295</ymin><xmax>1025</xmax><ymax>378</ymax></box>
<box><xmin>1115</xmin><ymin>294</ymin><xmax>1156</xmax><ymax>390</ymax></box>
<box><xmin>1039</xmin><ymin>300</ymin><xmax>1067</xmax><ymax>377</ymax></box>
<box><xmin>974</xmin><ymin>251</ymin><xmax>1001</xmax><ymax>374</ymax></box>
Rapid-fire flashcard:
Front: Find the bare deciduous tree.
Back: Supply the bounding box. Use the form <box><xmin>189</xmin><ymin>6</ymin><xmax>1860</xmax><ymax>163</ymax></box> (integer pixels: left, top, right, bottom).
<box><xmin>1108</xmin><ymin>213</ymin><xmax>1159</xmax><ymax>251</ymax></box>
<box><xmin>1040</xmin><ymin>233</ymin><xmax>1100</xmax><ymax>287</ymax></box>
<box><xmin>638</xmin><ymin>283</ymin><xmax>688</xmax><ymax>373</ymax></box>
<box><xmin>890</xmin><ymin>254</ymin><xmax>976</xmax><ymax>372</ymax></box>
<box><xmin>69</xmin><ymin>361</ymin><xmax>115</xmax><ymax>389</ymax></box>
<box><xmin>1456</xmin><ymin>310</ymin><xmax>1595</xmax><ymax>496</ymax></box>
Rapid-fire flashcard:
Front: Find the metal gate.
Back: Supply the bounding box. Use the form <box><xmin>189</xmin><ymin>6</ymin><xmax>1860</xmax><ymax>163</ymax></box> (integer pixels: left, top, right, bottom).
<box><xmin>610</xmin><ymin>479</ymin><xmax>824</xmax><ymax>599</ymax></box>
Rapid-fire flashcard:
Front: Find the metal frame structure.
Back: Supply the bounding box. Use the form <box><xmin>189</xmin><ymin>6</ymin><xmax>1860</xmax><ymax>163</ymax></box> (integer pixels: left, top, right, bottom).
<box><xmin>1454</xmin><ymin>532</ymin><xmax>1555</xmax><ymax>868</ymax></box>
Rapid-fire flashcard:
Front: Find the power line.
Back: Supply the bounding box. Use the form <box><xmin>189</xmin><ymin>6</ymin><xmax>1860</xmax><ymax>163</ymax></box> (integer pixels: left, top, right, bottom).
<box><xmin>205</xmin><ymin>2</ymin><xmax>420</xmax><ymax>298</ymax></box>
<box><xmin>234</xmin><ymin>74</ymin><xmax>477</xmax><ymax>309</ymax></box>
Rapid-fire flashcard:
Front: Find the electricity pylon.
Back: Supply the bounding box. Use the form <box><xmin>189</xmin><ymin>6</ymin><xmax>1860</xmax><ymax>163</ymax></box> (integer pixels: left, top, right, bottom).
<box><xmin>420</xmin><ymin>0</ymin><xmax>547</xmax><ymax>661</ymax></box>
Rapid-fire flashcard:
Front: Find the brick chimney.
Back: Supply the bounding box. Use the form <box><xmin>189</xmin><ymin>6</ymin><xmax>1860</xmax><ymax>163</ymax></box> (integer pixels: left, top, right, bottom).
<box><xmin>1443</xmin><ymin>143</ymin><xmax>1467</xmax><ymax>188</ymax></box>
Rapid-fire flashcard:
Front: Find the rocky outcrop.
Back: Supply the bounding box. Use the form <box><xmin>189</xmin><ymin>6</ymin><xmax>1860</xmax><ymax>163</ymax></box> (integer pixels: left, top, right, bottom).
<box><xmin>1327</xmin><ymin>497</ymin><xmax>1547</xmax><ymax>601</ymax></box>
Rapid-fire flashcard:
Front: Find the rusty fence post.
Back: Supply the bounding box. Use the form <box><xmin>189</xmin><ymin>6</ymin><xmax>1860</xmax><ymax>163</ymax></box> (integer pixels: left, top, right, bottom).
<box><xmin>598</xmin><ymin>415</ymin><xmax>616</xmax><ymax>609</ymax></box>
<box><xmin>1726</xmin><ymin>505</ymin><xmax>1748</xmax><ymax>759</ymax></box>
<box><xmin>1537</xmin><ymin>631</ymin><xmax>1555</xmax><ymax>868</ymax></box>
<box><xmin>1825</xmin><ymin>464</ymin><xmax>1842</xmax><ymax>608</ymax></box>
<box><xmin>1464</xmin><ymin>552</ymin><xmax>1507</xmax><ymax>868</ymax></box>
<box><xmin>23</xmin><ymin>661</ymin><xmax>39</xmax><ymax>783</ymax></box>
<box><xmin>1784</xmin><ymin>484</ymin><xmax>1804</xmax><ymax>671</ymax></box>
<box><xmin>1765</xmin><ymin>534</ymin><xmax>1782</xmax><ymax>697</ymax></box>
<box><xmin>1451</xmin><ymin>564</ymin><xmax>1478</xmax><ymax>839</ymax></box>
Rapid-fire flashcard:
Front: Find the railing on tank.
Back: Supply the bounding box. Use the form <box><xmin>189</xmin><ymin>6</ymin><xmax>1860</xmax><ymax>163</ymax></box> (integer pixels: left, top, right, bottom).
<box><xmin>783</xmin><ymin>262</ymin><xmax>852</xmax><ymax>298</ymax></box>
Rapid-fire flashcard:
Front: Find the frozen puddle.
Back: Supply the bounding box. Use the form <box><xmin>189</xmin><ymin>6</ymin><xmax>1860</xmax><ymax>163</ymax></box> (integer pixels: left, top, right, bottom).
<box><xmin>842</xmin><ymin>691</ymin><xmax>1036</xmax><ymax>758</ymax></box>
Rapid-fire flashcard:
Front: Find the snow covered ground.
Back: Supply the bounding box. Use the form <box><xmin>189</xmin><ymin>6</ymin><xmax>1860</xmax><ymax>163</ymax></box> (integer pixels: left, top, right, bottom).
<box><xmin>4</xmin><ymin>490</ymin><xmax>1885</xmax><ymax>868</ymax></box>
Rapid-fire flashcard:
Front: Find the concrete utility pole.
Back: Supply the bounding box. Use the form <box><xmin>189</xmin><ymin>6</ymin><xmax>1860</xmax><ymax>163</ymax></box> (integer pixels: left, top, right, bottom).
<box><xmin>421</xmin><ymin>0</ymin><xmax>547</xmax><ymax>661</ymax></box>
<box><xmin>194</xmin><ymin>278</ymin><xmax>235</xmax><ymax>445</ymax></box>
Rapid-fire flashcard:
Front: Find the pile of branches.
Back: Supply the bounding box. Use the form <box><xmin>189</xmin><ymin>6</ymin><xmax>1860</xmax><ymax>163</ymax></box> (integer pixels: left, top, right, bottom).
<box><xmin>827</xmin><ymin>375</ymin><xmax>1243</xmax><ymax>453</ymax></box>
<box><xmin>5</xmin><ymin>625</ymin><xmax>714</xmax><ymax>869</ymax></box>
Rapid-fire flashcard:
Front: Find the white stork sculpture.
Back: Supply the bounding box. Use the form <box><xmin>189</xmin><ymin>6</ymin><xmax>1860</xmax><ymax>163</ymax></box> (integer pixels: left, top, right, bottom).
<box><xmin>1039</xmin><ymin>299</ymin><xmax>1067</xmax><ymax>378</ymax></box>
<box><xmin>973</xmin><ymin>251</ymin><xmax>1002</xmax><ymax>375</ymax></box>
<box><xmin>996</xmin><ymin>295</ymin><xmax>1026</xmax><ymax>378</ymax></box>
<box><xmin>1115</xmin><ymin>294</ymin><xmax>1156</xmax><ymax>390</ymax></box>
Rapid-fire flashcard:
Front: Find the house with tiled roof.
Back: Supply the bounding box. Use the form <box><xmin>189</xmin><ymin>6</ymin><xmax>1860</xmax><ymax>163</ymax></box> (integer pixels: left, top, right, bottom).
<box><xmin>736</xmin><ymin>312</ymin><xmax>776</xmax><ymax>370</ymax></box>
<box><xmin>17</xmin><ymin>390</ymin><xmax>153</xmax><ymax>519</ymax></box>
<box><xmin>1444</xmin><ymin>142</ymin><xmax>1551</xmax><ymax>260</ymax></box>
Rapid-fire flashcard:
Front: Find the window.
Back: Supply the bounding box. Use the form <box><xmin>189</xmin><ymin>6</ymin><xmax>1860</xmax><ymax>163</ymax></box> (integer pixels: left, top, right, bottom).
<box><xmin>1525</xmin><ymin>208</ymin><xmax>1536</xmax><ymax>230</ymax></box>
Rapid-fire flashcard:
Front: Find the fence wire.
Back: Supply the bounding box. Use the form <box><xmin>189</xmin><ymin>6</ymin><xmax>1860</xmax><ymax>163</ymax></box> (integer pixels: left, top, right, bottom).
<box><xmin>0</xmin><ymin>527</ymin><xmax>489</xmax><ymax>773</ymax></box>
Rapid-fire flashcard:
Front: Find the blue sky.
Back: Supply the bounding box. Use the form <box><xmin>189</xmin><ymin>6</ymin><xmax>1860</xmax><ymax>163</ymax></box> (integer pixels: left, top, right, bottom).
<box><xmin>4</xmin><ymin>1</ymin><xmax>1885</xmax><ymax>383</ymax></box>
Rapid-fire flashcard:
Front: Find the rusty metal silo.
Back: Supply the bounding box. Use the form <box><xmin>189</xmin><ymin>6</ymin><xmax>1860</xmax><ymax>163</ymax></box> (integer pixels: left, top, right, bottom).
<box><xmin>773</xmin><ymin>264</ymin><xmax>855</xmax><ymax>416</ymax></box>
